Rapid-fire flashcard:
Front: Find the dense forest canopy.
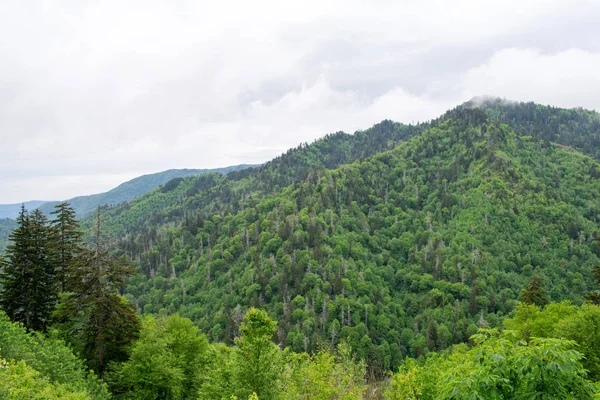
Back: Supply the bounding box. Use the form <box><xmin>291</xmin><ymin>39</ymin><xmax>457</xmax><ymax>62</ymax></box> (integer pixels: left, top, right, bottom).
<box><xmin>80</xmin><ymin>101</ymin><xmax>600</xmax><ymax>374</ymax></box>
<box><xmin>2</xmin><ymin>98</ymin><xmax>600</xmax><ymax>398</ymax></box>
<box><xmin>464</xmin><ymin>98</ymin><xmax>600</xmax><ymax>159</ymax></box>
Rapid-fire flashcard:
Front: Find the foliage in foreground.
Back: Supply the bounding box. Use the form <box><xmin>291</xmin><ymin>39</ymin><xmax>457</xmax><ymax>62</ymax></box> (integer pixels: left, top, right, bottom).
<box><xmin>109</xmin><ymin>308</ymin><xmax>366</xmax><ymax>400</ymax></box>
<box><xmin>386</xmin><ymin>329</ymin><xmax>597</xmax><ymax>400</ymax></box>
<box><xmin>0</xmin><ymin>356</ymin><xmax>90</xmax><ymax>400</ymax></box>
<box><xmin>0</xmin><ymin>311</ymin><xmax>110</xmax><ymax>399</ymax></box>
<box><xmin>504</xmin><ymin>301</ymin><xmax>600</xmax><ymax>380</ymax></box>
<box><xmin>107</xmin><ymin>314</ymin><xmax>211</xmax><ymax>399</ymax></box>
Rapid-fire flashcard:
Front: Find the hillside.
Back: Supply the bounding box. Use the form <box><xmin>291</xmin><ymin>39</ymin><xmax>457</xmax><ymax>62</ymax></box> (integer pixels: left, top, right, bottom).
<box><xmin>0</xmin><ymin>201</ymin><xmax>50</xmax><ymax>219</ymax></box>
<box><xmin>37</xmin><ymin>165</ymin><xmax>254</xmax><ymax>218</ymax></box>
<box><xmin>85</xmin><ymin>103</ymin><xmax>600</xmax><ymax>375</ymax></box>
<box><xmin>88</xmin><ymin>120</ymin><xmax>424</xmax><ymax>237</ymax></box>
<box><xmin>462</xmin><ymin>97</ymin><xmax>600</xmax><ymax>159</ymax></box>
<box><xmin>0</xmin><ymin>218</ymin><xmax>17</xmax><ymax>253</ymax></box>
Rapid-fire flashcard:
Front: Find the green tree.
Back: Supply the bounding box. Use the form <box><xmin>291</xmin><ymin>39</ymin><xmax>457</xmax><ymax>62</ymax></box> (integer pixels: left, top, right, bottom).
<box><xmin>521</xmin><ymin>275</ymin><xmax>548</xmax><ymax>307</ymax></box>
<box><xmin>505</xmin><ymin>302</ymin><xmax>600</xmax><ymax>380</ymax></box>
<box><xmin>50</xmin><ymin>202</ymin><xmax>83</xmax><ymax>292</ymax></box>
<box><xmin>108</xmin><ymin>314</ymin><xmax>210</xmax><ymax>399</ymax></box>
<box><xmin>386</xmin><ymin>330</ymin><xmax>597</xmax><ymax>399</ymax></box>
<box><xmin>58</xmin><ymin>208</ymin><xmax>140</xmax><ymax>375</ymax></box>
<box><xmin>0</xmin><ymin>356</ymin><xmax>89</xmax><ymax>400</ymax></box>
<box><xmin>283</xmin><ymin>342</ymin><xmax>366</xmax><ymax>400</ymax></box>
<box><xmin>0</xmin><ymin>206</ymin><xmax>58</xmax><ymax>331</ymax></box>
<box><xmin>0</xmin><ymin>311</ymin><xmax>110</xmax><ymax>399</ymax></box>
<box><xmin>233</xmin><ymin>308</ymin><xmax>282</xmax><ymax>400</ymax></box>
<box><xmin>588</xmin><ymin>264</ymin><xmax>600</xmax><ymax>304</ymax></box>
<box><xmin>198</xmin><ymin>344</ymin><xmax>237</xmax><ymax>399</ymax></box>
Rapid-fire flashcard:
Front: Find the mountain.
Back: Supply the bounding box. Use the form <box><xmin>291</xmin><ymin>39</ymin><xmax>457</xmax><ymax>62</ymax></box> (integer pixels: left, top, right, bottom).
<box><xmin>85</xmin><ymin>121</ymin><xmax>424</xmax><ymax>237</ymax></box>
<box><xmin>463</xmin><ymin>97</ymin><xmax>600</xmax><ymax>159</ymax></box>
<box><xmin>80</xmin><ymin>100</ymin><xmax>600</xmax><ymax>375</ymax></box>
<box><xmin>0</xmin><ymin>200</ymin><xmax>50</xmax><ymax>219</ymax></box>
<box><xmin>37</xmin><ymin>165</ymin><xmax>254</xmax><ymax>218</ymax></box>
<box><xmin>0</xmin><ymin>218</ymin><xmax>17</xmax><ymax>253</ymax></box>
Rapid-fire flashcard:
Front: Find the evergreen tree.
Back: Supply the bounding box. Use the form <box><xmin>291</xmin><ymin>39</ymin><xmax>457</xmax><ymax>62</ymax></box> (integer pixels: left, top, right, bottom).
<box><xmin>0</xmin><ymin>206</ymin><xmax>29</xmax><ymax>325</ymax></box>
<box><xmin>50</xmin><ymin>202</ymin><xmax>82</xmax><ymax>292</ymax></box>
<box><xmin>522</xmin><ymin>275</ymin><xmax>549</xmax><ymax>307</ymax></box>
<box><xmin>57</xmin><ymin>207</ymin><xmax>139</xmax><ymax>375</ymax></box>
<box><xmin>0</xmin><ymin>206</ymin><xmax>57</xmax><ymax>331</ymax></box>
<box><xmin>588</xmin><ymin>265</ymin><xmax>600</xmax><ymax>305</ymax></box>
<box><xmin>587</xmin><ymin>232</ymin><xmax>600</xmax><ymax>304</ymax></box>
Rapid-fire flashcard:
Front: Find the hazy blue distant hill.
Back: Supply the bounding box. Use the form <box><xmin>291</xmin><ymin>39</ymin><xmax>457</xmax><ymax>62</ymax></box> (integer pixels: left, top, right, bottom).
<box><xmin>0</xmin><ymin>218</ymin><xmax>16</xmax><ymax>253</ymax></box>
<box><xmin>37</xmin><ymin>165</ymin><xmax>255</xmax><ymax>218</ymax></box>
<box><xmin>0</xmin><ymin>200</ymin><xmax>51</xmax><ymax>219</ymax></box>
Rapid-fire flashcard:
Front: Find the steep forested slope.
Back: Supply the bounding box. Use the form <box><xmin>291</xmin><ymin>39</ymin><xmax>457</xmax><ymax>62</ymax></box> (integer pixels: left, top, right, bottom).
<box><xmin>88</xmin><ymin>120</ymin><xmax>423</xmax><ymax>237</ymax></box>
<box><xmin>90</xmin><ymin>106</ymin><xmax>600</xmax><ymax>375</ymax></box>
<box><xmin>463</xmin><ymin>97</ymin><xmax>600</xmax><ymax>159</ymax></box>
<box><xmin>38</xmin><ymin>165</ymin><xmax>253</xmax><ymax>218</ymax></box>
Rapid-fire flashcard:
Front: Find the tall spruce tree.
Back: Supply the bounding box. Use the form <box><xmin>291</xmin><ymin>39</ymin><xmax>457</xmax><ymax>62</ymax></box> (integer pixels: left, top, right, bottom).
<box><xmin>0</xmin><ymin>206</ymin><xmax>58</xmax><ymax>331</ymax></box>
<box><xmin>58</xmin><ymin>207</ymin><xmax>139</xmax><ymax>375</ymax></box>
<box><xmin>50</xmin><ymin>202</ymin><xmax>82</xmax><ymax>292</ymax></box>
<box><xmin>522</xmin><ymin>275</ymin><xmax>549</xmax><ymax>307</ymax></box>
<box><xmin>0</xmin><ymin>206</ymin><xmax>29</xmax><ymax>325</ymax></box>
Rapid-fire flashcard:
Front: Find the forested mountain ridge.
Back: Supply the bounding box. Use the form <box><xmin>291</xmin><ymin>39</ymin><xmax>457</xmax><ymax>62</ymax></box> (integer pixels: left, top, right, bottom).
<box><xmin>461</xmin><ymin>97</ymin><xmax>600</xmax><ymax>159</ymax></box>
<box><xmin>37</xmin><ymin>165</ymin><xmax>254</xmax><ymax>218</ymax></box>
<box><xmin>87</xmin><ymin>99</ymin><xmax>600</xmax><ymax>241</ymax></box>
<box><xmin>83</xmin><ymin>105</ymin><xmax>600</xmax><ymax>376</ymax></box>
<box><xmin>87</xmin><ymin>120</ymin><xmax>425</xmax><ymax>237</ymax></box>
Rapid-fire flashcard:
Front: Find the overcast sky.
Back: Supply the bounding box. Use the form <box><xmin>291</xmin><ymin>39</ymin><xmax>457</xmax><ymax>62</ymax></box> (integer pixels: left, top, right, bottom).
<box><xmin>1</xmin><ymin>0</ymin><xmax>600</xmax><ymax>203</ymax></box>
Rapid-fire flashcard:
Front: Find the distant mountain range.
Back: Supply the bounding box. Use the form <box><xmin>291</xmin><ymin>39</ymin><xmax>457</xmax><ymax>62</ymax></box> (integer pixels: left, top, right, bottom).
<box><xmin>0</xmin><ymin>165</ymin><xmax>255</xmax><ymax>220</ymax></box>
<box><xmin>0</xmin><ymin>201</ymin><xmax>50</xmax><ymax>219</ymax></box>
<box><xmin>0</xmin><ymin>218</ymin><xmax>17</xmax><ymax>253</ymax></box>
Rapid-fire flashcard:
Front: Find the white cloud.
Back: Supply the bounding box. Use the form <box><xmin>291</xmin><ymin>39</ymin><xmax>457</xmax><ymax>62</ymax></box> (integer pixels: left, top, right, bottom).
<box><xmin>1</xmin><ymin>0</ymin><xmax>600</xmax><ymax>203</ymax></box>
<box><xmin>461</xmin><ymin>48</ymin><xmax>600</xmax><ymax>111</ymax></box>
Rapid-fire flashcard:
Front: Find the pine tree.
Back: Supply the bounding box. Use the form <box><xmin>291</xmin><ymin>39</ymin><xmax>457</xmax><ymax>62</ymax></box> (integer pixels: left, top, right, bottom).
<box><xmin>50</xmin><ymin>202</ymin><xmax>82</xmax><ymax>292</ymax></box>
<box><xmin>587</xmin><ymin>233</ymin><xmax>600</xmax><ymax>304</ymax></box>
<box><xmin>57</xmin><ymin>207</ymin><xmax>139</xmax><ymax>375</ymax></box>
<box><xmin>588</xmin><ymin>265</ymin><xmax>600</xmax><ymax>305</ymax></box>
<box><xmin>522</xmin><ymin>275</ymin><xmax>549</xmax><ymax>307</ymax></box>
<box><xmin>0</xmin><ymin>206</ymin><xmax>29</xmax><ymax>325</ymax></box>
<box><xmin>0</xmin><ymin>206</ymin><xmax>58</xmax><ymax>331</ymax></box>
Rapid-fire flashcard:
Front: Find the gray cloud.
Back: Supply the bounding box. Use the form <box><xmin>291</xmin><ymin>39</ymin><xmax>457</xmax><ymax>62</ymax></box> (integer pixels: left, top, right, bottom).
<box><xmin>1</xmin><ymin>0</ymin><xmax>600</xmax><ymax>202</ymax></box>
